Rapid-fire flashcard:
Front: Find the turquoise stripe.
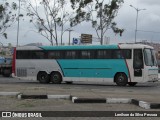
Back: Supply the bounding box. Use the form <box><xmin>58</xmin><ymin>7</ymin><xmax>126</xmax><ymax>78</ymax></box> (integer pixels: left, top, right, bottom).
<box><xmin>40</xmin><ymin>45</ymin><xmax>118</xmax><ymax>50</ymax></box>
<box><xmin>40</xmin><ymin>45</ymin><xmax>129</xmax><ymax>78</ymax></box>
<box><xmin>57</xmin><ymin>59</ymin><xmax>129</xmax><ymax>78</ymax></box>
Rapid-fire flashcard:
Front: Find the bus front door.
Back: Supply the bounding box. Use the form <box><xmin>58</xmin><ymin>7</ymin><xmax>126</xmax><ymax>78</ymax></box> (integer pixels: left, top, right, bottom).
<box><xmin>133</xmin><ymin>49</ymin><xmax>144</xmax><ymax>82</ymax></box>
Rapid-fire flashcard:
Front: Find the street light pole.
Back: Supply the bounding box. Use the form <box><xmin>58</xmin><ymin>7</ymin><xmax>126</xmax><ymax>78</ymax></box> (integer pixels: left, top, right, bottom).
<box><xmin>130</xmin><ymin>5</ymin><xmax>146</xmax><ymax>43</ymax></box>
<box><xmin>135</xmin><ymin>9</ymin><xmax>138</xmax><ymax>43</ymax></box>
<box><xmin>67</xmin><ymin>30</ymin><xmax>73</xmax><ymax>45</ymax></box>
<box><xmin>17</xmin><ymin>0</ymin><xmax>21</xmax><ymax>47</ymax></box>
<box><xmin>100</xmin><ymin>2</ymin><xmax>103</xmax><ymax>45</ymax></box>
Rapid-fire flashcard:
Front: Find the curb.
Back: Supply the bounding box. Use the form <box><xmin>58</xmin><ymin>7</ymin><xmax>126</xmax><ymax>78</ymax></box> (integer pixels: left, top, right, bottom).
<box><xmin>17</xmin><ymin>94</ymin><xmax>71</xmax><ymax>100</ymax></box>
<box><xmin>72</xmin><ymin>97</ymin><xmax>131</xmax><ymax>104</ymax></box>
<box><xmin>106</xmin><ymin>98</ymin><xmax>131</xmax><ymax>104</ymax></box>
<box><xmin>48</xmin><ymin>95</ymin><xmax>71</xmax><ymax>99</ymax></box>
<box><xmin>131</xmin><ymin>99</ymin><xmax>160</xmax><ymax>109</ymax></box>
<box><xmin>72</xmin><ymin>97</ymin><xmax>106</xmax><ymax>103</ymax></box>
<box><xmin>19</xmin><ymin>95</ymin><xmax>48</xmax><ymax>99</ymax></box>
<box><xmin>0</xmin><ymin>92</ymin><xmax>21</xmax><ymax>96</ymax></box>
<box><xmin>1</xmin><ymin>92</ymin><xmax>160</xmax><ymax>109</ymax></box>
<box><xmin>72</xmin><ymin>97</ymin><xmax>160</xmax><ymax>109</ymax></box>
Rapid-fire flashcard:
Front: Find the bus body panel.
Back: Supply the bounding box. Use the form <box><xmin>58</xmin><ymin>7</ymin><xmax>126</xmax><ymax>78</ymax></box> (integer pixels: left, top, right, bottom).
<box><xmin>57</xmin><ymin>59</ymin><xmax>129</xmax><ymax>78</ymax></box>
<box><xmin>143</xmin><ymin>66</ymin><xmax>158</xmax><ymax>82</ymax></box>
<box><xmin>63</xmin><ymin>77</ymin><xmax>113</xmax><ymax>82</ymax></box>
<box><xmin>15</xmin><ymin>59</ymin><xmax>129</xmax><ymax>80</ymax></box>
<box><xmin>125</xmin><ymin>59</ymin><xmax>133</xmax><ymax>82</ymax></box>
<box><xmin>13</xmin><ymin>44</ymin><xmax>159</xmax><ymax>84</ymax></box>
<box><xmin>15</xmin><ymin>59</ymin><xmax>63</xmax><ymax>80</ymax></box>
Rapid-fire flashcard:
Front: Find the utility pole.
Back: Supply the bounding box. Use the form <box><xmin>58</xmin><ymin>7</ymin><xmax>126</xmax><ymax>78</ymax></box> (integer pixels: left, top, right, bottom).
<box><xmin>130</xmin><ymin>5</ymin><xmax>146</xmax><ymax>43</ymax></box>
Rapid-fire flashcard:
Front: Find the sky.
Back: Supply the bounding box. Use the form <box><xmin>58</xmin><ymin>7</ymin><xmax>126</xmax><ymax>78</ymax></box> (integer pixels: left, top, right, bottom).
<box><xmin>0</xmin><ymin>0</ymin><xmax>160</xmax><ymax>46</ymax></box>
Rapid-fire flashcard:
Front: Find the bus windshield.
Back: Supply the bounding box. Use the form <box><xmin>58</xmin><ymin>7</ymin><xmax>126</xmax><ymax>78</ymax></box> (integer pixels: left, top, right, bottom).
<box><xmin>144</xmin><ymin>49</ymin><xmax>157</xmax><ymax>66</ymax></box>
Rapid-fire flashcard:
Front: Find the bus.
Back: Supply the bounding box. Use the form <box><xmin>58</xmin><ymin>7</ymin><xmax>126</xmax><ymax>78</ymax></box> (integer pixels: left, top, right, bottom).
<box><xmin>12</xmin><ymin>44</ymin><xmax>159</xmax><ymax>86</ymax></box>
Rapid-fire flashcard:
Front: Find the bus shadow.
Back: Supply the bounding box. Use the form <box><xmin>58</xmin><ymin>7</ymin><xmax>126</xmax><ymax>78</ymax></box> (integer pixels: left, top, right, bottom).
<box><xmin>1</xmin><ymin>79</ymin><xmax>159</xmax><ymax>88</ymax></box>
<box><xmin>70</xmin><ymin>82</ymin><xmax>158</xmax><ymax>88</ymax></box>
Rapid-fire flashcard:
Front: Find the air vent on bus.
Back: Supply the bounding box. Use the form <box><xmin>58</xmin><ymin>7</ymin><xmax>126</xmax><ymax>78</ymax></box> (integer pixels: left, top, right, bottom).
<box><xmin>17</xmin><ymin>68</ymin><xmax>27</xmax><ymax>77</ymax></box>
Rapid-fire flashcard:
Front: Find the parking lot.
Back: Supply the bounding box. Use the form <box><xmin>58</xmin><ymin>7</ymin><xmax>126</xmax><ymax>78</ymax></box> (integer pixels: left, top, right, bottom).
<box><xmin>0</xmin><ymin>75</ymin><xmax>160</xmax><ymax>119</ymax></box>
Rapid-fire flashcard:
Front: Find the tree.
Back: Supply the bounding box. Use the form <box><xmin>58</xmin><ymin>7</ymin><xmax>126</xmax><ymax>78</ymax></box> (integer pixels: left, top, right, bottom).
<box><xmin>56</xmin><ymin>0</ymin><xmax>74</xmax><ymax>45</ymax></box>
<box><xmin>24</xmin><ymin>0</ymin><xmax>73</xmax><ymax>46</ymax></box>
<box><xmin>70</xmin><ymin>0</ymin><xmax>124</xmax><ymax>45</ymax></box>
<box><xmin>0</xmin><ymin>1</ymin><xmax>17</xmax><ymax>39</ymax></box>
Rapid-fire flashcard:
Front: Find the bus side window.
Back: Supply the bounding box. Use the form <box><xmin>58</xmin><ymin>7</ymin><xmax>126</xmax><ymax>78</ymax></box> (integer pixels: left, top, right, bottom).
<box><xmin>97</xmin><ymin>50</ymin><xmax>112</xmax><ymax>59</ymax></box>
<box><xmin>17</xmin><ymin>51</ymin><xmax>29</xmax><ymax>59</ymax></box>
<box><xmin>48</xmin><ymin>51</ymin><xmax>55</xmax><ymax>59</ymax></box>
<box><xmin>97</xmin><ymin>50</ymin><xmax>104</xmax><ymax>59</ymax></box>
<box><xmin>81</xmin><ymin>50</ymin><xmax>94</xmax><ymax>59</ymax></box>
<box><xmin>121</xmin><ymin>49</ymin><xmax>132</xmax><ymax>59</ymax></box>
<box><xmin>33</xmin><ymin>51</ymin><xmax>45</xmax><ymax>59</ymax></box>
<box><xmin>65</xmin><ymin>51</ymin><xmax>77</xmax><ymax>59</ymax></box>
<box><xmin>133</xmin><ymin>49</ymin><xmax>144</xmax><ymax>69</ymax></box>
<box><xmin>112</xmin><ymin>50</ymin><xmax>123</xmax><ymax>59</ymax></box>
<box><xmin>48</xmin><ymin>51</ymin><xmax>62</xmax><ymax>59</ymax></box>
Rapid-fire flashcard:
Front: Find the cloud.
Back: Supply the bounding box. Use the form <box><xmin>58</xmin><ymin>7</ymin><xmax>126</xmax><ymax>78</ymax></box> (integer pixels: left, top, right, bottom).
<box><xmin>139</xmin><ymin>0</ymin><xmax>160</xmax><ymax>6</ymax></box>
<box><xmin>1</xmin><ymin>0</ymin><xmax>160</xmax><ymax>46</ymax></box>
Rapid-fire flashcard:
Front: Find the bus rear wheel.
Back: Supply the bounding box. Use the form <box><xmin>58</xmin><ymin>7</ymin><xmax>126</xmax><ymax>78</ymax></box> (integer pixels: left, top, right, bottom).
<box><xmin>50</xmin><ymin>72</ymin><xmax>62</xmax><ymax>84</ymax></box>
<box><xmin>115</xmin><ymin>73</ymin><xmax>128</xmax><ymax>86</ymax></box>
<box><xmin>128</xmin><ymin>82</ymin><xmax>137</xmax><ymax>86</ymax></box>
<box><xmin>37</xmin><ymin>72</ymin><xmax>50</xmax><ymax>83</ymax></box>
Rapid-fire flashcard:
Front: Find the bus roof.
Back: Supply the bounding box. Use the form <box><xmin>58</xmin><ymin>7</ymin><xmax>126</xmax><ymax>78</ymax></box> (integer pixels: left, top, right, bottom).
<box><xmin>119</xmin><ymin>43</ymin><xmax>153</xmax><ymax>49</ymax></box>
<box><xmin>41</xmin><ymin>44</ymin><xmax>153</xmax><ymax>50</ymax></box>
<box><xmin>40</xmin><ymin>45</ymin><xmax>118</xmax><ymax>50</ymax></box>
<box><xmin>16</xmin><ymin>44</ymin><xmax>153</xmax><ymax>50</ymax></box>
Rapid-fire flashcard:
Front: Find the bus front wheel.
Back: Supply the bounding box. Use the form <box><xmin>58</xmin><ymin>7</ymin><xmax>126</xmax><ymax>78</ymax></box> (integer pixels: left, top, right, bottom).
<box><xmin>37</xmin><ymin>72</ymin><xmax>50</xmax><ymax>83</ymax></box>
<box><xmin>50</xmin><ymin>72</ymin><xmax>62</xmax><ymax>84</ymax></box>
<box><xmin>115</xmin><ymin>73</ymin><xmax>128</xmax><ymax>86</ymax></box>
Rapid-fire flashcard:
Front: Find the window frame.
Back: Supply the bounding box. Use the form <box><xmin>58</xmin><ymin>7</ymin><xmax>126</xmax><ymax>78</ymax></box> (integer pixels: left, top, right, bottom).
<box><xmin>16</xmin><ymin>49</ymin><xmax>132</xmax><ymax>60</ymax></box>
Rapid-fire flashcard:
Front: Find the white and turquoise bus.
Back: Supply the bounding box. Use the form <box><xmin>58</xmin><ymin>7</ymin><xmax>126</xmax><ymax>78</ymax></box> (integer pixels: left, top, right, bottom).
<box><xmin>12</xmin><ymin>44</ymin><xmax>158</xmax><ymax>86</ymax></box>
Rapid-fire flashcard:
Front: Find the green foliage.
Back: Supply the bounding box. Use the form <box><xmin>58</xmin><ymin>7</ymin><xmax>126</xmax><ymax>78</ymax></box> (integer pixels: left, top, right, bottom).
<box><xmin>3</xmin><ymin>33</ymin><xmax>7</xmax><ymax>39</ymax></box>
<box><xmin>111</xmin><ymin>22</ymin><xmax>124</xmax><ymax>36</ymax></box>
<box><xmin>71</xmin><ymin>0</ymin><xmax>92</xmax><ymax>9</ymax></box>
<box><xmin>0</xmin><ymin>1</ymin><xmax>18</xmax><ymax>39</ymax></box>
<box><xmin>0</xmin><ymin>5</ymin><xmax>5</xmax><ymax>14</ymax></box>
<box><xmin>12</xmin><ymin>2</ymin><xmax>17</xmax><ymax>10</ymax></box>
<box><xmin>25</xmin><ymin>0</ymin><xmax>74</xmax><ymax>45</ymax></box>
<box><xmin>19</xmin><ymin>14</ymin><xmax>24</xmax><ymax>17</ymax></box>
<box><xmin>70</xmin><ymin>0</ymin><xmax>124</xmax><ymax>43</ymax></box>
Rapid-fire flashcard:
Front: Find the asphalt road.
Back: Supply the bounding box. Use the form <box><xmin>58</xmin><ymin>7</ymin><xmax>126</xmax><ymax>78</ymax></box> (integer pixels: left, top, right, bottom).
<box><xmin>0</xmin><ymin>76</ymin><xmax>160</xmax><ymax>119</ymax></box>
<box><xmin>0</xmin><ymin>75</ymin><xmax>160</xmax><ymax>102</ymax></box>
<box><xmin>0</xmin><ymin>75</ymin><xmax>160</xmax><ymax>90</ymax></box>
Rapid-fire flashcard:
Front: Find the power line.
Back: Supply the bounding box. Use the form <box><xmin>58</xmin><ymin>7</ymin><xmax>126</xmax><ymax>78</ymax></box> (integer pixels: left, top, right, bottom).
<box><xmin>137</xmin><ymin>30</ymin><xmax>160</xmax><ymax>34</ymax></box>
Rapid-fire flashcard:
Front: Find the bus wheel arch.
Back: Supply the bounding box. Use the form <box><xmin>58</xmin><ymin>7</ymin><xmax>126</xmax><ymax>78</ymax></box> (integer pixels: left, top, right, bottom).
<box><xmin>50</xmin><ymin>71</ymin><xmax>62</xmax><ymax>84</ymax></box>
<box><xmin>37</xmin><ymin>71</ymin><xmax>50</xmax><ymax>83</ymax></box>
<box><xmin>114</xmin><ymin>72</ymin><xmax>128</xmax><ymax>86</ymax></box>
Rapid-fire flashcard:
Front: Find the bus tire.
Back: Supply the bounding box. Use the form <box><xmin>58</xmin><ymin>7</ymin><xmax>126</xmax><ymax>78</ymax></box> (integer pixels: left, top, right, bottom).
<box><xmin>50</xmin><ymin>72</ymin><xmax>62</xmax><ymax>84</ymax></box>
<box><xmin>2</xmin><ymin>69</ymin><xmax>11</xmax><ymax>77</ymax></box>
<box><xmin>37</xmin><ymin>72</ymin><xmax>50</xmax><ymax>83</ymax></box>
<box><xmin>115</xmin><ymin>73</ymin><xmax>128</xmax><ymax>86</ymax></box>
<box><xmin>128</xmin><ymin>82</ymin><xmax>137</xmax><ymax>86</ymax></box>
